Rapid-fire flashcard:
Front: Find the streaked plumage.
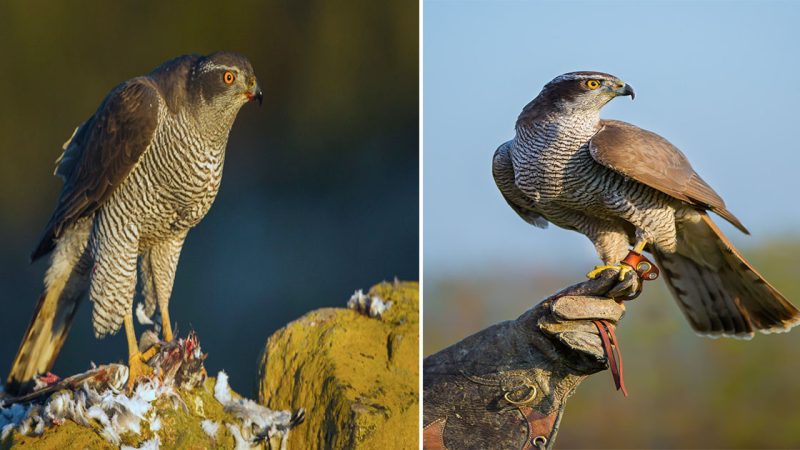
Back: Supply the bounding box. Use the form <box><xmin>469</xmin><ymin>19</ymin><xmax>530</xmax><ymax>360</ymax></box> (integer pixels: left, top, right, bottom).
<box><xmin>494</xmin><ymin>71</ymin><xmax>800</xmax><ymax>338</ymax></box>
<box><xmin>7</xmin><ymin>52</ymin><xmax>262</xmax><ymax>394</ymax></box>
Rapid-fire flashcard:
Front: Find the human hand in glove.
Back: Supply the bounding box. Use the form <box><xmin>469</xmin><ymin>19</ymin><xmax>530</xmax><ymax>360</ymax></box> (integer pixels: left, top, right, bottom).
<box><xmin>423</xmin><ymin>269</ymin><xmax>635</xmax><ymax>450</ymax></box>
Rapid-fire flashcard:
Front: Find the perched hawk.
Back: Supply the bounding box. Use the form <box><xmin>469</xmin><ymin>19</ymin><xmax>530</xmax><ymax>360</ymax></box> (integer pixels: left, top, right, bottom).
<box><xmin>7</xmin><ymin>52</ymin><xmax>262</xmax><ymax>394</ymax></box>
<box><xmin>493</xmin><ymin>71</ymin><xmax>799</xmax><ymax>339</ymax></box>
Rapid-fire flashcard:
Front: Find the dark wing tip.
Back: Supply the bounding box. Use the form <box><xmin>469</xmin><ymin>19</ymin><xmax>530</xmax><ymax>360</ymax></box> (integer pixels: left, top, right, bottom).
<box><xmin>713</xmin><ymin>207</ymin><xmax>750</xmax><ymax>235</ymax></box>
<box><xmin>30</xmin><ymin>236</ymin><xmax>54</xmax><ymax>263</ymax></box>
<box><xmin>30</xmin><ymin>218</ymin><xmax>60</xmax><ymax>263</ymax></box>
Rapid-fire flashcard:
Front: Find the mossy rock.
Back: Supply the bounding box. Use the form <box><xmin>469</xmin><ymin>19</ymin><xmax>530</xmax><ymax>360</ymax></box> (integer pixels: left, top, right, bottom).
<box><xmin>259</xmin><ymin>281</ymin><xmax>419</xmax><ymax>449</ymax></box>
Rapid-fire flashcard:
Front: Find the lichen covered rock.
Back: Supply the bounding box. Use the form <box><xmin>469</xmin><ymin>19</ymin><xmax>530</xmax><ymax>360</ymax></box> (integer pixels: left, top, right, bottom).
<box><xmin>259</xmin><ymin>281</ymin><xmax>419</xmax><ymax>449</ymax></box>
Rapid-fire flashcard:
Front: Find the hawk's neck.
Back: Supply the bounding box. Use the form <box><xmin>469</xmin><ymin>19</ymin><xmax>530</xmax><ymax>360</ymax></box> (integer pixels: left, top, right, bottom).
<box><xmin>516</xmin><ymin>110</ymin><xmax>601</xmax><ymax>155</ymax></box>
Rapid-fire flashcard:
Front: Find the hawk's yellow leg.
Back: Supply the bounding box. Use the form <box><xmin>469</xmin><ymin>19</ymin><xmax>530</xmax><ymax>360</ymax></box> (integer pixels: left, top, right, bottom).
<box><xmin>160</xmin><ymin>301</ymin><xmax>174</xmax><ymax>342</ymax></box>
<box><xmin>587</xmin><ymin>238</ymin><xmax>648</xmax><ymax>281</ymax></box>
<box><xmin>124</xmin><ymin>311</ymin><xmax>153</xmax><ymax>391</ymax></box>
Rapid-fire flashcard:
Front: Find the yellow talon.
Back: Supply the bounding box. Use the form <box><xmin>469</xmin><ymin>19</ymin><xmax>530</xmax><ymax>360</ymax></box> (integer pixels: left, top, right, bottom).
<box><xmin>587</xmin><ymin>264</ymin><xmax>635</xmax><ymax>281</ymax></box>
<box><xmin>127</xmin><ymin>352</ymin><xmax>153</xmax><ymax>391</ymax></box>
<box><xmin>587</xmin><ymin>264</ymin><xmax>617</xmax><ymax>279</ymax></box>
<box><xmin>616</xmin><ymin>264</ymin><xmax>635</xmax><ymax>281</ymax></box>
<box><xmin>124</xmin><ymin>311</ymin><xmax>154</xmax><ymax>392</ymax></box>
<box><xmin>140</xmin><ymin>345</ymin><xmax>159</xmax><ymax>362</ymax></box>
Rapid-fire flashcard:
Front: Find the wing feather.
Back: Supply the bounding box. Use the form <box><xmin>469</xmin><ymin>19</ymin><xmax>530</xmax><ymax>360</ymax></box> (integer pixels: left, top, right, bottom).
<box><xmin>31</xmin><ymin>78</ymin><xmax>161</xmax><ymax>261</ymax></box>
<box><xmin>589</xmin><ymin>120</ymin><xmax>748</xmax><ymax>234</ymax></box>
<box><xmin>492</xmin><ymin>141</ymin><xmax>548</xmax><ymax>228</ymax></box>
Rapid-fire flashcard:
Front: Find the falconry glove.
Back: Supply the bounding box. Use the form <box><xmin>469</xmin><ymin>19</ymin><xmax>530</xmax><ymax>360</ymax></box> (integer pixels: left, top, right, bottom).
<box><xmin>423</xmin><ymin>270</ymin><xmax>631</xmax><ymax>450</ymax></box>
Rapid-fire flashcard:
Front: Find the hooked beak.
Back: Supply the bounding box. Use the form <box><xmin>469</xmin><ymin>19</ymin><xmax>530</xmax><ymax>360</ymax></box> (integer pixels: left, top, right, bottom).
<box><xmin>614</xmin><ymin>83</ymin><xmax>635</xmax><ymax>100</ymax></box>
<box><xmin>247</xmin><ymin>81</ymin><xmax>263</xmax><ymax>106</ymax></box>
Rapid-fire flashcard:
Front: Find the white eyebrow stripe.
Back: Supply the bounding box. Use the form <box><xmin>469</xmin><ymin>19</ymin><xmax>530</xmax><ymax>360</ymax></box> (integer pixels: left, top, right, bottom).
<box><xmin>198</xmin><ymin>62</ymin><xmax>237</xmax><ymax>74</ymax></box>
<box><xmin>551</xmin><ymin>73</ymin><xmax>615</xmax><ymax>83</ymax></box>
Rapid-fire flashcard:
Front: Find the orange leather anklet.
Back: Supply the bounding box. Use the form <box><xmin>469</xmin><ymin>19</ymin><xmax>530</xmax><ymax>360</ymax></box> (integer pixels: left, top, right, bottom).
<box><xmin>621</xmin><ymin>251</ymin><xmax>659</xmax><ymax>281</ymax></box>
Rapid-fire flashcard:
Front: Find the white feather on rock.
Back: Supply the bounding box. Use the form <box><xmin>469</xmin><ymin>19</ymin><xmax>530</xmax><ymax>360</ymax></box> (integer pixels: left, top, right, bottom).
<box><xmin>201</xmin><ymin>419</ymin><xmax>219</xmax><ymax>438</ymax></box>
<box><xmin>347</xmin><ymin>289</ymin><xmax>393</xmax><ymax>319</ymax></box>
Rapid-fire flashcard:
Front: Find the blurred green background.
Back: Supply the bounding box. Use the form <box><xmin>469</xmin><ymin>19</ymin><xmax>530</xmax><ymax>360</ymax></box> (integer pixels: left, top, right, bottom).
<box><xmin>0</xmin><ymin>1</ymin><xmax>417</xmax><ymax>397</ymax></box>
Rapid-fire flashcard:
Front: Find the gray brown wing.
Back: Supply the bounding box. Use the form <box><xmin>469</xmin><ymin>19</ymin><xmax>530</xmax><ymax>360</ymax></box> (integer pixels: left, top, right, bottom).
<box><xmin>31</xmin><ymin>78</ymin><xmax>160</xmax><ymax>261</ymax></box>
<box><xmin>589</xmin><ymin>119</ymin><xmax>748</xmax><ymax>234</ymax></box>
<box><xmin>492</xmin><ymin>140</ymin><xmax>548</xmax><ymax>228</ymax></box>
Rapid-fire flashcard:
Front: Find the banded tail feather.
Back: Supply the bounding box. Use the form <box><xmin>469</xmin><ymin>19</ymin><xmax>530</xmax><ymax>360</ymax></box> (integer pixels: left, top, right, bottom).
<box><xmin>6</xmin><ymin>279</ymin><xmax>84</xmax><ymax>395</ymax></box>
<box><xmin>6</xmin><ymin>231</ymin><xmax>90</xmax><ymax>396</ymax></box>
<box><xmin>654</xmin><ymin>212</ymin><xmax>800</xmax><ymax>339</ymax></box>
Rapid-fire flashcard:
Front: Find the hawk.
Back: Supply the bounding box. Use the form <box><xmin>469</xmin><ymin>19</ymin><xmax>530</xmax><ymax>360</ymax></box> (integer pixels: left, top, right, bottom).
<box><xmin>7</xmin><ymin>52</ymin><xmax>262</xmax><ymax>394</ymax></box>
<box><xmin>493</xmin><ymin>71</ymin><xmax>800</xmax><ymax>338</ymax></box>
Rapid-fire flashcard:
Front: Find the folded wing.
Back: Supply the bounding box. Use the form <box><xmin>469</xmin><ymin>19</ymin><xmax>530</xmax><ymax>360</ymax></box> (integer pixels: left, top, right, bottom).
<box><xmin>492</xmin><ymin>140</ymin><xmax>549</xmax><ymax>228</ymax></box>
<box><xmin>32</xmin><ymin>78</ymin><xmax>161</xmax><ymax>261</ymax></box>
<box><xmin>589</xmin><ymin>119</ymin><xmax>748</xmax><ymax>234</ymax></box>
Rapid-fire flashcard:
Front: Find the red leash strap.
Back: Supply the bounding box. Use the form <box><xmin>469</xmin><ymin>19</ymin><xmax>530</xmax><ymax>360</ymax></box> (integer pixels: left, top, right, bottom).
<box><xmin>593</xmin><ymin>319</ymin><xmax>628</xmax><ymax>397</ymax></box>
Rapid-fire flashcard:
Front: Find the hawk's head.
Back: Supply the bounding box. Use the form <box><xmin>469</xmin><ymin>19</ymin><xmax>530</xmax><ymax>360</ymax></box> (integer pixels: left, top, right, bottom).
<box><xmin>519</xmin><ymin>72</ymin><xmax>633</xmax><ymax>126</ymax></box>
<box><xmin>192</xmin><ymin>52</ymin><xmax>262</xmax><ymax>108</ymax></box>
<box><xmin>150</xmin><ymin>51</ymin><xmax>264</xmax><ymax>121</ymax></box>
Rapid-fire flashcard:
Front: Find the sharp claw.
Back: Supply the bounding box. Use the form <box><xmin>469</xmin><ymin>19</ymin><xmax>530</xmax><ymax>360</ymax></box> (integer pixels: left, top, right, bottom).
<box><xmin>587</xmin><ymin>265</ymin><xmax>620</xmax><ymax>279</ymax></box>
<box><xmin>587</xmin><ymin>264</ymin><xmax>635</xmax><ymax>280</ymax></box>
<box><xmin>608</xmin><ymin>269</ymin><xmax>642</xmax><ymax>299</ymax></box>
<box><xmin>617</xmin><ymin>265</ymin><xmax>634</xmax><ymax>281</ymax></box>
<box><xmin>126</xmin><ymin>352</ymin><xmax>154</xmax><ymax>391</ymax></box>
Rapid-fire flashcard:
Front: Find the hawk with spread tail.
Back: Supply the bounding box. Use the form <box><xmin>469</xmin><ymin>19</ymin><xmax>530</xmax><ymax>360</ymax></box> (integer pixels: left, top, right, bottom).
<box><xmin>7</xmin><ymin>52</ymin><xmax>262</xmax><ymax>394</ymax></box>
<box><xmin>493</xmin><ymin>71</ymin><xmax>799</xmax><ymax>338</ymax></box>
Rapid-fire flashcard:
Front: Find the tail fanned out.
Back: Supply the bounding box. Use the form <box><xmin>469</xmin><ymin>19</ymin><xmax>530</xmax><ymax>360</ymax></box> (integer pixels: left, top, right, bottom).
<box><xmin>654</xmin><ymin>212</ymin><xmax>800</xmax><ymax>339</ymax></box>
<box><xmin>6</xmin><ymin>268</ymin><xmax>84</xmax><ymax>395</ymax></box>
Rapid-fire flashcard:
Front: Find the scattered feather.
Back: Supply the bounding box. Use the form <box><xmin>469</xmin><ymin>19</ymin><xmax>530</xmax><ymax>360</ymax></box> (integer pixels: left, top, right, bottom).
<box><xmin>214</xmin><ymin>370</ymin><xmax>304</xmax><ymax>448</ymax></box>
<box><xmin>226</xmin><ymin>422</ymin><xmax>255</xmax><ymax>450</ymax></box>
<box><xmin>150</xmin><ymin>416</ymin><xmax>161</xmax><ymax>432</ymax></box>
<box><xmin>348</xmin><ymin>289</ymin><xmax>393</xmax><ymax>319</ymax></box>
<box><xmin>214</xmin><ymin>371</ymin><xmax>232</xmax><ymax>404</ymax></box>
<box><xmin>0</xmin><ymin>403</ymin><xmax>30</xmax><ymax>439</ymax></box>
<box><xmin>122</xmin><ymin>435</ymin><xmax>160</xmax><ymax>450</ymax></box>
<box><xmin>201</xmin><ymin>419</ymin><xmax>220</xmax><ymax>438</ymax></box>
<box><xmin>136</xmin><ymin>303</ymin><xmax>154</xmax><ymax>325</ymax></box>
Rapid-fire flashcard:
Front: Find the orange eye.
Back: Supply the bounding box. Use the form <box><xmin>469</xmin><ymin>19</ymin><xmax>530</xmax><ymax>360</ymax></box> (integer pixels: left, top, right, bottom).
<box><xmin>223</xmin><ymin>71</ymin><xmax>235</xmax><ymax>85</ymax></box>
<box><xmin>586</xmin><ymin>79</ymin><xmax>600</xmax><ymax>89</ymax></box>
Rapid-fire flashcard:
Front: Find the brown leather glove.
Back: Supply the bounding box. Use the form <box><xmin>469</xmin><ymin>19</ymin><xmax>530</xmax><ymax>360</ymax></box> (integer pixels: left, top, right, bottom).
<box><xmin>538</xmin><ymin>290</ymin><xmax>626</xmax><ymax>376</ymax></box>
<box><xmin>424</xmin><ymin>269</ymin><xmax>633</xmax><ymax>450</ymax></box>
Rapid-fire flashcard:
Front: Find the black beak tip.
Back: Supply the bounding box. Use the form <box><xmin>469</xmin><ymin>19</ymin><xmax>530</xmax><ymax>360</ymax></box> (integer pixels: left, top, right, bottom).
<box><xmin>624</xmin><ymin>85</ymin><xmax>635</xmax><ymax>100</ymax></box>
<box><xmin>255</xmin><ymin>88</ymin><xmax>263</xmax><ymax>106</ymax></box>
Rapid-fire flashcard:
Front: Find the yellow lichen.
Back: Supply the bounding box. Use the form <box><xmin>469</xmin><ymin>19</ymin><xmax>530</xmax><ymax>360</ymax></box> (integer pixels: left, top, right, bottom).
<box><xmin>259</xmin><ymin>281</ymin><xmax>419</xmax><ymax>449</ymax></box>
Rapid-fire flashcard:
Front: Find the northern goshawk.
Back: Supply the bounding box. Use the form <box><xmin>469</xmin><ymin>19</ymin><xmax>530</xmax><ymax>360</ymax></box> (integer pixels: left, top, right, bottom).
<box><xmin>493</xmin><ymin>71</ymin><xmax>799</xmax><ymax>338</ymax></box>
<box><xmin>7</xmin><ymin>52</ymin><xmax>262</xmax><ymax>393</ymax></box>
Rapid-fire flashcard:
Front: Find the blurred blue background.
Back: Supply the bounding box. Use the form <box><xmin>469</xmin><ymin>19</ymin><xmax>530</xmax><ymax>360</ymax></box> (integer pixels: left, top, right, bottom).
<box><xmin>424</xmin><ymin>1</ymin><xmax>800</xmax><ymax>448</ymax></box>
<box><xmin>0</xmin><ymin>1</ymin><xmax>417</xmax><ymax>398</ymax></box>
<box><xmin>425</xmin><ymin>0</ymin><xmax>800</xmax><ymax>275</ymax></box>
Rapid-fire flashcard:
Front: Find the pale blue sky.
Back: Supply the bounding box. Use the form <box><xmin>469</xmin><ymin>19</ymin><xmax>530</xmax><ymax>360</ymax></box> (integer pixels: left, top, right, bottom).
<box><xmin>424</xmin><ymin>0</ymin><xmax>800</xmax><ymax>276</ymax></box>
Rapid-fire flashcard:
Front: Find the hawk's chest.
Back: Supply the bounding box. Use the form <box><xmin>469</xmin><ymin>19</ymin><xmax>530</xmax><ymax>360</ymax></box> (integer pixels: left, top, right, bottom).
<box><xmin>511</xmin><ymin>123</ymin><xmax>597</xmax><ymax>204</ymax></box>
<box><xmin>149</xmin><ymin>118</ymin><xmax>229</xmax><ymax>228</ymax></box>
<box><xmin>174</xmin><ymin>143</ymin><xmax>226</xmax><ymax>227</ymax></box>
